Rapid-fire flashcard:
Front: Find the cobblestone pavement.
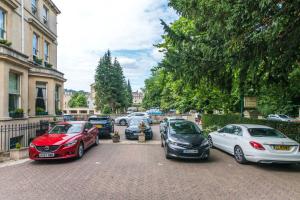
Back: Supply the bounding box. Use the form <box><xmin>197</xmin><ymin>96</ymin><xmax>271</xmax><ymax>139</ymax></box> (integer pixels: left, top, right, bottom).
<box><xmin>0</xmin><ymin>125</ymin><xmax>300</xmax><ymax>200</ymax></box>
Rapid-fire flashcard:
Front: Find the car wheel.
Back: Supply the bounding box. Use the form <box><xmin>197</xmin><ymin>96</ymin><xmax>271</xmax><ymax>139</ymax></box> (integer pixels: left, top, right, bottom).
<box><xmin>120</xmin><ymin>120</ymin><xmax>126</xmax><ymax>126</ymax></box>
<box><xmin>164</xmin><ymin>144</ymin><xmax>171</xmax><ymax>159</ymax></box>
<box><xmin>202</xmin><ymin>150</ymin><xmax>210</xmax><ymax>161</ymax></box>
<box><xmin>208</xmin><ymin>136</ymin><xmax>214</xmax><ymax>148</ymax></box>
<box><xmin>95</xmin><ymin>135</ymin><xmax>99</xmax><ymax>146</ymax></box>
<box><xmin>234</xmin><ymin>146</ymin><xmax>247</xmax><ymax>164</ymax></box>
<box><xmin>77</xmin><ymin>142</ymin><xmax>84</xmax><ymax>159</ymax></box>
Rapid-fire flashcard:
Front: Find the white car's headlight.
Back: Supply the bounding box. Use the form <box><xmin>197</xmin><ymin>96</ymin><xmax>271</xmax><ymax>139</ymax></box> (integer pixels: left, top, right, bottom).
<box><xmin>64</xmin><ymin>140</ymin><xmax>78</xmax><ymax>147</ymax></box>
<box><xmin>168</xmin><ymin>140</ymin><xmax>178</xmax><ymax>146</ymax></box>
<box><xmin>29</xmin><ymin>143</ymin><xmax>35</xmax><ymax>148</ymax></box>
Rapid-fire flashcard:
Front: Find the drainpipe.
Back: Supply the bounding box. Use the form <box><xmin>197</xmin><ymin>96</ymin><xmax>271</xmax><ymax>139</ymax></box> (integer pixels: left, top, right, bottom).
<box><xmin>21</xmin><ymin>0</ymin><xmax>24</xmax><ymax>53</ymax></box>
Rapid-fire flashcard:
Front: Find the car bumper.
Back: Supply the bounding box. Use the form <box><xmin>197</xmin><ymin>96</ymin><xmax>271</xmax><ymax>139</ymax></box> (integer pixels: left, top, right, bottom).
<box><xmin>245</xmin><ymin>153</ymin><xmax>300</xmax><ymax>164</ymax></box>
<box><xmin>167</xmin><ymin>144</ymin><xmax>210</xmax><ymax>159</ymax></box>
<box><xmin>125</xmin><ymin>132</ymin><xmax>153</xmax><ymax>140</ymax></box>
<box><xmin>98</xmin><ymin>127</ymin><xmax>112</xmax><ymax>137</ymax></box>
<box><xmin>29</xmin><ymin>145</ymin><xmax>78</xmax><ymax>160</ymax></box>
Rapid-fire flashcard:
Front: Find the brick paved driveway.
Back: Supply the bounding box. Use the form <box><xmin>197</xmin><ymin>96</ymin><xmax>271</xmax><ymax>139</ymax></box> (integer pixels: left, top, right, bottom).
<box><xmin>0</xmin><ymin>125</ymin><xmax>299</xmax><ymax>200</ymax></box>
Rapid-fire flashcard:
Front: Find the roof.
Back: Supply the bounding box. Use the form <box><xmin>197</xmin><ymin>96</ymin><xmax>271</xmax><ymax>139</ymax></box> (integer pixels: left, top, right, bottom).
<box><xmin>235</xmin><ymin>124</ymin><xmax>272</xmax><ymax>129</ymax></box>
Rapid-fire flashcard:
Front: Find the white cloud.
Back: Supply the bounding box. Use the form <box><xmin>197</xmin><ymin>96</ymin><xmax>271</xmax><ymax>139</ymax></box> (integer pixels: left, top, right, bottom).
<box><xmin>52</xmin><ymin>0</ymin><xmax>177</xmax><ymax>91</ymax></box>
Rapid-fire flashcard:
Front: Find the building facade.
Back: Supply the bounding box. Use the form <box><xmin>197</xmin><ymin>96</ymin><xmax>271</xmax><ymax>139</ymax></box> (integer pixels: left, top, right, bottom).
<box><xmin>0</xmin><ymin>0</ymin><xmax>65</xmax><ymax>120</ymax></box>
<box><xmin>132</xmin><ymin>90</ymin><xmax>143</xmax><ymax>105</ymax></box>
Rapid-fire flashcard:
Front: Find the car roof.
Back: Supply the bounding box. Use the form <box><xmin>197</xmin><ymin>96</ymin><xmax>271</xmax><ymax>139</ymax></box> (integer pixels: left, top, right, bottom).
<box><xmin>233</xmin><ymin>124</ymin><xmax>272</xmax><ymax>129</ymax></box>
<box><xmin>57</xmin><ymin>121</ymin><xmax>86</xmax><ymax>125</ymax></box>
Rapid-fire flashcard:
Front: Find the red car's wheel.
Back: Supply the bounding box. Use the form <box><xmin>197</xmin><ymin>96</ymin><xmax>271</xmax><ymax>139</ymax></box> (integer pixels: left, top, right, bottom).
<box><xmin>77</xmin><ymin>142</ymin><xmax>84</xmax><ymax>159</ymax></box>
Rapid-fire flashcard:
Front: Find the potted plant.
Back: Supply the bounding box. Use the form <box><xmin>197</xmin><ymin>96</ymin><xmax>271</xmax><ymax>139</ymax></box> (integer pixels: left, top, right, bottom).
<box><xmin>9</xmin><ymin>108</ymin><xmax>24</xmax><ymax>118</ymax></box>
<box><xmin>36</xmin><ymin>107</ymin><xmax>48</xmax><ymax>115</ymax></box>
<box><xmin>10</xmin><ymin>143</ymin><xmax>29</xmax><ymax>160</ymax></box>
<box><xmin>0</xmin><ymin>39</ymin><xmax>12</xmax><ymax>47</ymax></box>
<box><xmin>45</xmin><ymin>62</ymin><xmax>53</xmax><ymax>68</ymax></box>
<box><xmin>56</xmin><ymin>109</ymin><xmax>63</xmax><ymax>115</ymax></box>
<box><xmin>112</xmin><ymin>131</ymin><xmax>120</xmax><ymax>143</ymax></box>
<box><xmin>138</xmin><ymin>121</ymin><xmax>146</xmax><ymax>143</ymax></box>
<box><xmin>33</xmin><ymin>57</ymin><xmax>43</xmax><ymax>65</ymax></box>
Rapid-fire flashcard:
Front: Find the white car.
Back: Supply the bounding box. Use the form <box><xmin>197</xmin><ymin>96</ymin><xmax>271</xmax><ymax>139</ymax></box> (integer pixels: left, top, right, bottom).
<box><xmin>115</xmin><ymin>112</ymin><xmax>152</xmax><ymax>126</ymax></box>
<box><xmin>208</xmin><ymin>124</ymin><xmax>300</xmax><ymax>164</ymax></box>
<box><xmin>267</xmin><ymin>114</ymin><xmax>295</xmax><ymax>122</ymax></box>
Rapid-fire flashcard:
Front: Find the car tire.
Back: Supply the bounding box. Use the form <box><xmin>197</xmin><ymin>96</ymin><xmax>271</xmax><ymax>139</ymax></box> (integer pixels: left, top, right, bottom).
<box><xmin>164</xmin><ymin>145</ymin><xmax>171</xmax><ymax>159</ymax></box>
<box><xmin>94</xmin><ymin>135</ymin><xmax>99</xmax><ymax>146</ymax></box>
<box><xmin>120</xmin><ymin>120</ymin><xmax>126</xmax><ymax>126</ymax></box>
<box><xmin>234</xmin><ymin>146</ymin><xmax>247</xmax><ymax>164</ymax></box>
<box><xmin>202</xmin><ymin>150</ymin><xmax>210</xmax><ymax>161</ymax></box>
<box><xmin>77</xmin><ymin>142</ymin><xmax>84</xmax><ymax>159</ymax></box>
<box><xmin>208</xmin><ymin>136</ymin><xmax>214</xmax><ymax>148</ymax></box>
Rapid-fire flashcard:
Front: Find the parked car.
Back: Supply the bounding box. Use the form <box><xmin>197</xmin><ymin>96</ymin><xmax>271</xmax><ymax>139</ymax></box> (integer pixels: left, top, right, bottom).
<box><xmin>266</xmin><ymin>114</ymin><xmax>295</xmax><ymax>122</ymax></box>
<box><xmin>29</xmin><ymin>121</ymin><xmax>99</xmax><ymax>160</ymax></box>
<box><xmin>160</xmin><ymin>117</ymin><xmax>185</xmax><ymax>134</ymax></box>
<box><xmin>161</xmin><ymin>120</ymin><xmax>210</xmax><ymax>160</ymax></box>
<box><xmin>63</xmin><ymin>114</ymin><xmax>75</xmax><ymax>121</ymax></box>
<box><xmin>146</xmin><ymin>108</ymin><xmax>163</xmax><ymax>115</ymax></box>
<box><xmin>115</xmin><ymin>112</ymin><xmax>152</xmax><ymax>126</ymax></box>
<box><xmin>125</xmin><ymin>117</ymin><xmax>153</xmax><ymax>140</ymax></box>
<box><xmin>88</xmin><ymin>116</ymin><xmax>114</xmax><ymax>138</ymax></box>
<box><xmin>208</xmin><ymin>124</ymin><xmax>300</xmax><ymax>164</ymax></box>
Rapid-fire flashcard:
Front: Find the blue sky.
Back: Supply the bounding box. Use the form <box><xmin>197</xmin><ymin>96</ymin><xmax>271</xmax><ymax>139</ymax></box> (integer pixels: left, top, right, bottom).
<box><xmin>53</xmin><ymin>0</ymin><xmax>178</xmax><ymax>92</ymax></box>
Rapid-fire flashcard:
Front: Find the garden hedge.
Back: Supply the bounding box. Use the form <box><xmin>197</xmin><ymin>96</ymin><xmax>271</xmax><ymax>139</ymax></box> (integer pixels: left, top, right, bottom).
<box><xmin>202</xmin><ymin>114</ymin><xmax>300</xmax><ymax>142</ymax></box>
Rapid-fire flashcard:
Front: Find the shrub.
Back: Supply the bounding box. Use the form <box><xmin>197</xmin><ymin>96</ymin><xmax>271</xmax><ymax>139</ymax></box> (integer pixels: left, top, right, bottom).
<box><xmin>202</xmin><ymin>114</ymin><xmax>300</xmax><ymax>142</ymax></box>
<box><xmin>0</xmin><ymin>39</ymin><xmax>12</xmax><ymax>47</ymax></box>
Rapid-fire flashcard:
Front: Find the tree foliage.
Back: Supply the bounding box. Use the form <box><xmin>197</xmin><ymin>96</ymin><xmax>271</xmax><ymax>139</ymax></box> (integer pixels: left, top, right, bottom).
<box><xmin>94</xmin><ymin>50</ymin><xmax>130</xmax><ymax>113</ymax></box>
<box><xmin>143</xmin><ymin>0</ymin><xmax>300</xmax><ymax>116</ymax></box>
<box><xmin>68</xmin><ymin>92</ymin><xmax>88</xmax><ymax>108</ymax></box>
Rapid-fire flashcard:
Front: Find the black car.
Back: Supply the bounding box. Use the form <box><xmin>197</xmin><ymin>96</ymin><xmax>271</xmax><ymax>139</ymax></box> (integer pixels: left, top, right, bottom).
<box><xmin>161</xmin><ymin>120</ymin><xmax>209</xmax><ymax>160</ymax></box>
<box><xmin>88</xmin><ymin>116</ymin><xmax>114</xmax><ymax>138</ymax></box>
<box><xmin>125</xmin><ymin>117</ymin><xmax>153</xmax><ymax>140</ymax></box>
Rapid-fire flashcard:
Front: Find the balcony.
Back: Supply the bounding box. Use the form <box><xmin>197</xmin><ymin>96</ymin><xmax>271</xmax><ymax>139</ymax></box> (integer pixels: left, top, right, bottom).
<box><xmin>29</xmin><ymin>64</ymin><xmax>66</xmax><ymax>82</ymax></box>
<box><xmin>0</xmin><ymin>44</ymin><xmax>30</xmax><ymax>68</ymax></box>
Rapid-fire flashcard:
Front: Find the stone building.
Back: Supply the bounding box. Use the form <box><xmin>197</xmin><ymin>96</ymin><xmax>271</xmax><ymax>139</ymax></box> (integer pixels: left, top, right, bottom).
<box><xmin>0</xmin><ymin>0</ymin><xmax>65</xmax><ymax>120</ymax></box>
<box><xmin>132</xmin><ymin>90</ymin><xmax>143</xmax><ymax>105</ymax></box>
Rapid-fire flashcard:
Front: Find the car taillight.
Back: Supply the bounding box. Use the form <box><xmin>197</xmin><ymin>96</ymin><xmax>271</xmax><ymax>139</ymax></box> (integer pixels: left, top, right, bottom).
<box><xmin>249</xmin><ymin>141</ymin><xmax>265</xmax><ymax>150</ymax></box>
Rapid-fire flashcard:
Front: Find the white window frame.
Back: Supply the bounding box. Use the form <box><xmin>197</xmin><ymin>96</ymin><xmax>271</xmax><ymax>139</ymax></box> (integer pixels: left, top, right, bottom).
<box><xmin>32</xmin><ymin>33</ymin><xmax>39</xmax><ymax>57</ymax></box>
<box><xmin>44</xmin><ymin>40</ymin><xmax>49</xmax><ymax>63</ymax></box>
<box><xmin>36</xmin><ymin>82</ymin><xmax>48</xmax><ymax>112</ymax></box>
<box><xmin>8</xmin><ymin>72</ymin><xmax>21</xmax><ymax>112</ymax></box>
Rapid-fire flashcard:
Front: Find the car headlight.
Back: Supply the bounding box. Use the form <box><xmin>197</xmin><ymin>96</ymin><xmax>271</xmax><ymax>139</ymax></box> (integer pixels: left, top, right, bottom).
<box><xmin>201</xmin><ymin>139</ymin><xmax>209</xmax><ymax>146</ymax></box>
<box><xmin>29</xmin><ymin>143</ymin><xmax>35</xmax><ymax>148</ymax></box>
<box><xmin>64</xmin><ymin>140</ymin><xmax>78</xmax><ymax>147</ymax></box>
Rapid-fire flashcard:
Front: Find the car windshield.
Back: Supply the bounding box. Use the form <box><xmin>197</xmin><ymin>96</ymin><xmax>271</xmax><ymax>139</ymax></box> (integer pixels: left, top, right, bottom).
<box><xmin>248</xmin><ymin>128</ymin><xmax>286</xmax><ymax>138</ymax></box>
<box><xmin>129</xmin><ymin>118</ymin><xmax>149</xmax><ymax>126</ymax></box>
<box><xmin>49</xmin><ymin>124</ymin><xmax>83</xmax><ymax>134</ymax></box>
<box><xmin>89</xmin><ymin>118</ymin><xmax>109</xmax><ymax>123</ymax></box>
<box><xmin>278</xmin><ymin>115</ymin><xmax>289</xmax><ymax>119</ymax></box>
<box><xmin>170</xmin><ymin>121</ymin><xmax>201</xmax><ymax>135</ymax></box>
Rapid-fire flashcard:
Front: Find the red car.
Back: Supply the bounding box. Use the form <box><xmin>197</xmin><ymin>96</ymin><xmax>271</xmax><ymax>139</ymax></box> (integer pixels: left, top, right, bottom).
<box><xmin>29</xmin><ymin>121</ymin><xmax>99</xmax><ymax>160</ymax></box>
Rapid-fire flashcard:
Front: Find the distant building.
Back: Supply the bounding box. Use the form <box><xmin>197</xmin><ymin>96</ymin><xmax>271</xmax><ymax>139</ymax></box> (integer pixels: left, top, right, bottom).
<box><xmin>132</xmin><ymin>90</ymin><xmax>144</xmax><ymax>105</ymax></box>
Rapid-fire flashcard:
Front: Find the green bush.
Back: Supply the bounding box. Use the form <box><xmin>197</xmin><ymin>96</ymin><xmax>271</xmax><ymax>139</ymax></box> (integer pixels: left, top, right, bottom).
<box><xmin>202</xmin><ymin>114</ymin><xmax>300</xmax><ymax>142</ymax></box>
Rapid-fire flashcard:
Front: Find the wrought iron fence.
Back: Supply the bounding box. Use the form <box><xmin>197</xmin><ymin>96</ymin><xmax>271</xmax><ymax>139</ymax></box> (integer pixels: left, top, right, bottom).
<box><xmin>0</xmin><ymin>121</ymin><xmax>49</xmax><ymax>152</ymax></box>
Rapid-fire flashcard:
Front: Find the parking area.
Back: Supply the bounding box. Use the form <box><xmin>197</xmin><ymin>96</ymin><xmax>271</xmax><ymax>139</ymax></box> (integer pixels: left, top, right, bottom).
<box><xmin>0</xmin><ymin>125</ymin><xmax>300</xmax><ymax>200</ymax></box>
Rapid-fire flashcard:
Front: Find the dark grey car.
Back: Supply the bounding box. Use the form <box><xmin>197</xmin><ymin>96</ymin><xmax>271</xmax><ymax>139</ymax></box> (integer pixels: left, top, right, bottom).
<box><xmin>161</xmin><ymin>120</ymin><xmax>209</xmax><ymax>160</ymax></box>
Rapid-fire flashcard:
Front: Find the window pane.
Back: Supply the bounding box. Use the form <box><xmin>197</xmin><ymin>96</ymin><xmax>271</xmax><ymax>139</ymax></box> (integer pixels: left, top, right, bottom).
<box><xmin>0</xmin><ymin>9</ymin><xmax>5</xmax><ymax>39</ymax></box>
<box><xmin>36</xmin><ymin>83</ymin><xmax>47</xmax><ymax>111</ymax></box>
<box><xmin>44</xmin><ymin>41</ymin><xmax>49</xmax><ymax>61</ymax></box>
<box><xmin>9</xmin><ymin>73</ymin><xmax>20</xmax><ymax>94</ymax></box>
<box><xmin>9</xmin><ymin>94</ymin><xmax>19</xmax><ymax>111</ymax></box>
<box><xmin>33</xmin><ymin>33</ymin><xmax>38</xmax><ymax>55</ymax></box>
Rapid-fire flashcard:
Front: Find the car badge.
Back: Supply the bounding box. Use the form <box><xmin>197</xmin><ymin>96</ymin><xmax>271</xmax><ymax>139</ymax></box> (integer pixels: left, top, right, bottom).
<box><xmin>44</xmin><ymin>146</ymin><xmax>50</xmax><ymax>151</ymax></box>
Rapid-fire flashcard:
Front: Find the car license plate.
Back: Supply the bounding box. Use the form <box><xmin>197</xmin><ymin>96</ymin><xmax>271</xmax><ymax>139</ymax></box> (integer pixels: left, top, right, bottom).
<box><xmin>273</xmin><ymin>145</ymin><xmax>290</xmax><ymax>151</ymax></box>
<box><xmin>183</xmin><ymin>149</ymin><xmax>198</xmax><ymax>154</ymax></box>
<box><xmin>39</xmin><ymin>153</ymin><xmax>55</xmax><ymax>158</ymax></box>
<box><xmin>96</xmin><ymin>125</ymin><xmax>103</xmax><ymax>128</ymax></box>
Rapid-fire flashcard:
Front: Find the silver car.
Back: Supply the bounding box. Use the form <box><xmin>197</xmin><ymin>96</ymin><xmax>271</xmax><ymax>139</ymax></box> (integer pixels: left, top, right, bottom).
<box><xmin>267</xmin><ymin>114</ymin><xmax>295</xmax><ymax>122</ymax></box>
<box><xmin>115</xmin><ymin>112</ymin><xmax>152</xmax><ymax>126</ymax></box>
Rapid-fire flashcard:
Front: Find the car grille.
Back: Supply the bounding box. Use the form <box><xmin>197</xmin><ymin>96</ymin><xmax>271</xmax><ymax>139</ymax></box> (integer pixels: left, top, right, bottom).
<box><xmin>177</xmin><ymin>143</ymin><xmax>201</xmax><ymax>149</ymax></box>
<box><xmin>36</xmin><ymin>145</ymin><xmax>60</xmax><ymax>152</ymax></box>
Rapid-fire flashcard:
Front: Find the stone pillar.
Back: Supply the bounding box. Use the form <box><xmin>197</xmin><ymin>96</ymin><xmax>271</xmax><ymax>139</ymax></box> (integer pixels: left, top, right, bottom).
<box><xmin>0</xmin><ymin>63</ymin><xmax>10</xmax><ymax>120</ymax></box>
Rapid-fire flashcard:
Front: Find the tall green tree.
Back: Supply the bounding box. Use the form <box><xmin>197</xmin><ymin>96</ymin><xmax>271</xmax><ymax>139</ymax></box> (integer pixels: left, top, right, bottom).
<box><xmin>127</xmin><ymin>80</ymin><xmax>133</xmax><ymax>106</ymax></box>
<box><xmin>94</xmin><ymin>50</ymin><xmax>129</xmax><ymax>113</ymax></box>
<box><xmin>68</xmin><ymin>92</ymin><xmax>88</xmax><ymax>108</ymax></box>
